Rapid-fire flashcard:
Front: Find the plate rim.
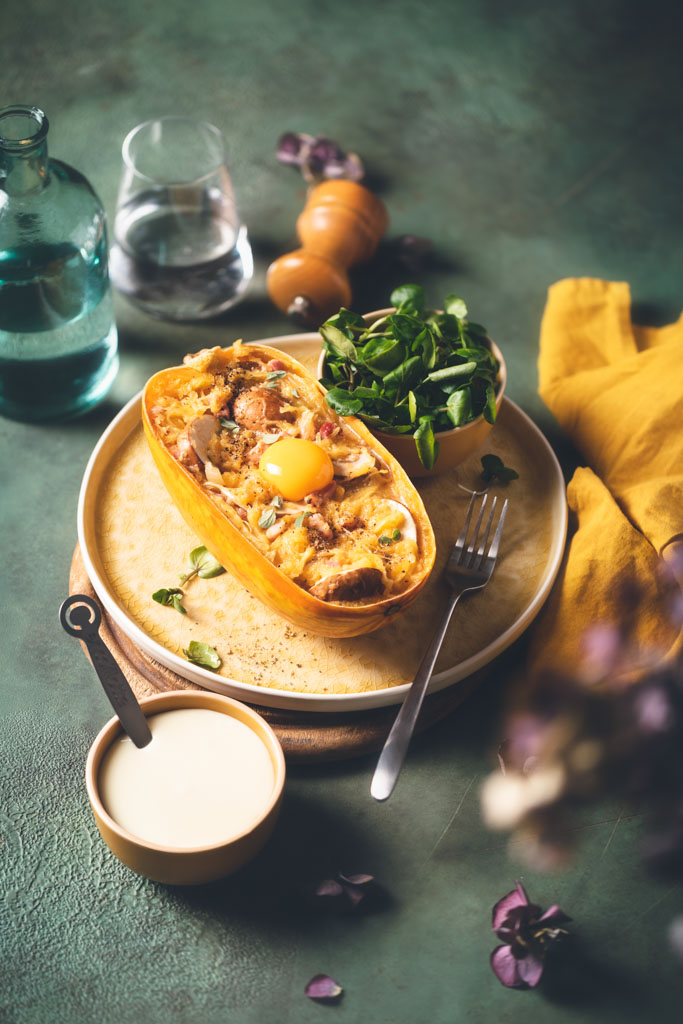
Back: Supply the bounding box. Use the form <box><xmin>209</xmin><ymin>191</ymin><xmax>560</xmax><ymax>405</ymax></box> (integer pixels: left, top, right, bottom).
<box><xmin>77</xmin><ymin>332</ymin><xmax>567</xmax><ymax>712</ymax></box>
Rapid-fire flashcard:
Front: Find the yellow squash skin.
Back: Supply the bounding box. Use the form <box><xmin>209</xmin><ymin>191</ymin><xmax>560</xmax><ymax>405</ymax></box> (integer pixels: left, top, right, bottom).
<box><xmin>142</xmin><ymin>343</ymin><xmax>436</xmax><ymax>638</ymax></box>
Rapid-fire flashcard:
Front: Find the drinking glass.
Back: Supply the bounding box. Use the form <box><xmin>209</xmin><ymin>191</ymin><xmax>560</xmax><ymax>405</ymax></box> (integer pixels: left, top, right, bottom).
<box><xmin>109</xmin><ymin>117</ymin><xmax>253</xmax><ymax>321</ymax></box>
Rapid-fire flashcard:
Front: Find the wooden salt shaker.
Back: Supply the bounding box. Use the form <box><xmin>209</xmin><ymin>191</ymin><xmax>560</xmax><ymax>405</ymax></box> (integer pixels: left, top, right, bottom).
<box><xmin>267</xmin><ymin>180</ymin><xmax>388</xmax><ymax>327</ymax></box>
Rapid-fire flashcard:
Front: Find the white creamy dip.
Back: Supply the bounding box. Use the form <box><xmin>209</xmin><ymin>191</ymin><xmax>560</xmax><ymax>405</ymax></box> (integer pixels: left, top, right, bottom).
<box><xmin>98</xmin><ymin>708</ymin><xmax>276</xmax><ymax>848</ymax></box>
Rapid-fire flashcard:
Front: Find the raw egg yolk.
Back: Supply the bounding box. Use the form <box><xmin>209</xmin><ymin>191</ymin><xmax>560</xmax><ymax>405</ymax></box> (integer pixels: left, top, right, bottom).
<box><xmin>259</xmin><ymin>438</ymin><xmax>334</xmax><ymax>501</ymax></box>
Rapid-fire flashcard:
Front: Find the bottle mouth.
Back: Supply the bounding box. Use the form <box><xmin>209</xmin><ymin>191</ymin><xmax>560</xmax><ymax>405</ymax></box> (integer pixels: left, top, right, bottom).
<box><xmin>0</xmin><ymin>105</ymin><xmax>49</xmax><ymax>151</ymax></box>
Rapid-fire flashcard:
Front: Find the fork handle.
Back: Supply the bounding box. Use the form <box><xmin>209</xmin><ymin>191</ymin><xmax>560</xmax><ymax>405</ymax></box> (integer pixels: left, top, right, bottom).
<box><xmin>371</xmin><ymin>589</ymin><xmax>464</xmax><ymax>801</ymax></box>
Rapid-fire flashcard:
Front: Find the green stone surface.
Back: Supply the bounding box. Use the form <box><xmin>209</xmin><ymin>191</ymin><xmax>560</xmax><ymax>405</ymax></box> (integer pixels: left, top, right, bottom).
<box><xmin>2</xmin><ymin>1</ymin><xmax>683</xmax><ymax>1021</ymax></box>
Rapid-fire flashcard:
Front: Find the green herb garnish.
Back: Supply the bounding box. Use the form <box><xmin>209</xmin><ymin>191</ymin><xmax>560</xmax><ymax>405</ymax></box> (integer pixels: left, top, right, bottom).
<box><xmin>265</xmin><ymin>370</ymin><xmax>287</xmax><ymax>388</ymax></box>
<box><xmin>379</xmin><ymin>529</ymin><xmax>402</xmax><ymax>546</ymax></box>
<box><xmin>219</xmin><ymin>417</ymin><xmax>240</xmax><ymax>431</ymax></box>
<box><xmin>152</xmin><ymin>587</ymin><xmax>187</xmax><ymax>615</ymax></box>
<box><xmin>294</xmin><ymin>511</ymin><xmax>312</xmax><ymax>528</ymax></box>
<box><xmin>318</xmin><ymin>285</ymin><xmax>500</xmax><ymax>470</ymax></box>
<box><xmin>480</xmin><ymin>454</ymin><xmax>519</xmax><ymax>483</ymax></box>
<box><xmin>180</xmin><ymin>545</ymin><xmax>226</xmax><ymax>582</ymax></box>
<box><xmin>271</xmin><ymin>495</ymin><xmax>284</xmax><ymax>509</ymax></box>
<box><xmin>182</xmin><ymin>641</ymin><xmax>222</xmax><ymax>671</ymax></box>
<box><xmin>153</xmin><ymin>546</ymin><xmax>225</xmax><ymax>614</ymax></box>
<box><xmin>259</xmin><ymin>508</ymin><xmax>277</xmax><ymax>529</ymax></box>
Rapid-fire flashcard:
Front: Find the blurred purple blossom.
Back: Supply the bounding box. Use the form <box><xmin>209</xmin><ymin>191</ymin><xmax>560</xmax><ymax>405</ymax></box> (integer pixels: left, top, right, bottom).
<box><xmin>276</xmin><ymin>132</ymin><xmax>364</xmax><ymax>183</ymax></box>
<box><xmin>491</xmin><ymin>881</ymin><xmax>571</xmax><ymax>989</ymax></box>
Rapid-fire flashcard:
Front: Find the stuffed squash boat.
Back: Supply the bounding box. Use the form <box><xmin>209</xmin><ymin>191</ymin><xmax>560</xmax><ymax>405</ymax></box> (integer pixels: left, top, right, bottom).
<box><xmin>142</xmin><ymin>342</ymin><xmax>436</xmax><ymax>637</ymax></box>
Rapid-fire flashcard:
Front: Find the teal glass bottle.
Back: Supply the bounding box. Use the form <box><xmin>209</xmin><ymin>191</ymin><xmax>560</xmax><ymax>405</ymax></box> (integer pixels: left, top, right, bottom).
<box><xmin>0</xmin><ymin>105</ymin><xmax>118</xmax><ymax>422</ymax></box>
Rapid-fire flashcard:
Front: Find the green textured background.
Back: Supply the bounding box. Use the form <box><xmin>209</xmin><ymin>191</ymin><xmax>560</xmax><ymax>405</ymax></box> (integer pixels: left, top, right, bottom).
<box><xmin>2</xmin><ymin>1</ymin><xmax>683</xmax><ymax>1021</ymax></box>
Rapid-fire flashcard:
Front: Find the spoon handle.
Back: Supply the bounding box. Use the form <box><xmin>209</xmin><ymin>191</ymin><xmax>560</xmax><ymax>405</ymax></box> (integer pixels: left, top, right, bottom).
<box><xmin>60</xmin><ymin>595</ymin><xmax>152</xmax><ymax>749</ymax></box>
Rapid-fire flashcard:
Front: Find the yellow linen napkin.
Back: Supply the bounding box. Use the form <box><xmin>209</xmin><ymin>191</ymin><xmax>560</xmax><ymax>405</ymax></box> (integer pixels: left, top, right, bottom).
<box><xmin>527</xmin><ymin>278</ymin><xmax>683</xmax><ymax>677</ymax></box>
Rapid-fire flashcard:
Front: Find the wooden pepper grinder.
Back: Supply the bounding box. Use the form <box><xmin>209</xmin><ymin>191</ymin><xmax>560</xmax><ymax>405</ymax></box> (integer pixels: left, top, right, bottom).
<box><xmin>267</xmin><ymin>179</ymin><xmax>388</xmax><ymax>327</ymax></box>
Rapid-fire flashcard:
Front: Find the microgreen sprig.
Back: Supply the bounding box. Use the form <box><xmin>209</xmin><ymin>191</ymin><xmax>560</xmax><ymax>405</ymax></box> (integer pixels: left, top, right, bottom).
<box><xmin>480</xmin><ymin>454</ymin><xmax>519</xmax><ymax>484</ymax></box>
<box><xmin>379</xmin><ymin>529</ymin><xmax>402</xmax><ymax>546</ymax></box>
<box><xmin>152</xmin><ymin>587</ymin><xmax>187</xmax><ymax>615</ymax></box>
<box><xmin>152</xmin><ymin>546</ymin><xmax>225</xmax><ymax>614</ymax></box>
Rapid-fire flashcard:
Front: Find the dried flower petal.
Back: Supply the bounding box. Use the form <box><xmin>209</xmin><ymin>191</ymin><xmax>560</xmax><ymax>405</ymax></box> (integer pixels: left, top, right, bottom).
<box><xmin>491</xmin><ymin>945</ymin><xmax>527</xmax><ymax>988</ymax></box>
<box><xmin>315</xmin><ymin>879</ymin><xmax>344</xmax><ymax>898</ymax></box>
<box><xmin>492</xmin><ymin>881</ymin><xmax>531</xmax><ymax>931</ymax></box>
<box><xmin>276</xmin><ymin>131</ymin><xmax>364</xmax><ymax>183</ymax></box>
<box><xmin>276</xmin><ymin>131</ymin><xmax>313</xmax><ymax>165</ymax></box>
<box><xmin>516</xmin><ymin>952</ymin><xmax>545</xmax><ymax>988</ymax></box>
<box><xmin>338</xmin><ymin>872</ymin><xmax>374</xmax><ymax>886</ymax></box>
<box><xmin>305</xmin><ymin>974</ymin><xmax>343</xmax><ymax>1001</ymax></box>
<box><xmin>312</xmin><ymin>871</ymin><xmax>375</xmax><ymax>909</ymax></box>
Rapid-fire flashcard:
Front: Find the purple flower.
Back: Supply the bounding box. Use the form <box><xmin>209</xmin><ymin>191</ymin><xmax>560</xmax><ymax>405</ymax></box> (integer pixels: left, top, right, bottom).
<box><xmin>276</xmin><ymin>131</ymin><xmax>365</xmax><ymax>183</ymax></box>
<box><xmin>491</xmin><ymin>881</ymin><xmax>571</xmax><ymax>989</ymax></box>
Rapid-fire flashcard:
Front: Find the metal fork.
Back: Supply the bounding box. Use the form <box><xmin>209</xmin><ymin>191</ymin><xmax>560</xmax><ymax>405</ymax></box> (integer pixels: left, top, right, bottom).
<box><xmin>371</xmin><ymin>492</ymin><xmax>508</xmax><ymax>802</ymax></box>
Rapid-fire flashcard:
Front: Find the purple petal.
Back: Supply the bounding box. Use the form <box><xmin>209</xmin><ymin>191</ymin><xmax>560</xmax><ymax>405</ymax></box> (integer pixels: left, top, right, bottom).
<box><xmin>276</xmin><ymin>132</ymin><xmax>312</xmax><ymax>165</ymax></box>
<box><xmin>340</xmin><ymin>884</ymin><xmax>366</xmax><ymax>907</ymax></box>
<box><xmin>490</xmin><ymin>945</ymin><xmax>523</xmax><ymax>988</ymax></box>
<box><xmin>305</xmin><ymin>975</ymin><xmax>343</xmax><ymax>1001</ymax></box>
<box><xmin>309</xmin><ymin>137</ymin><xmax>344</xmax><ymax>164</ymax></box>
<box><xmin>492</xmin><ymin>882</ymin><xmax>529</xmax><ymax>930</ymax></box>
<box><xmin>338</xmin><ymin>872</ymin><xmax>374</xmax><ymax>886</ymax></box>
<box><xmin>516</xmin><ymin>953</ymin><xmax>545</xmax><ymax>988</ymax></box>
<box><xmin>315</xmin><ymin>879</ymin><xmax>344</xmax><ymax>898</ymax></box>
<box><xmin>537</xmin><ymin>904</ymin><xmax>572</xmax><ymax>927</ymax></box>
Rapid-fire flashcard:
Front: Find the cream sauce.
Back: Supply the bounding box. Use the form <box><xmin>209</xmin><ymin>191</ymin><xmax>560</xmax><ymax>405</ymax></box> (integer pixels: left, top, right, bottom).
<box><xmin>98</xmin><ymin>708</ymin><xmax>276</xmax><ymax>849</ymax></box>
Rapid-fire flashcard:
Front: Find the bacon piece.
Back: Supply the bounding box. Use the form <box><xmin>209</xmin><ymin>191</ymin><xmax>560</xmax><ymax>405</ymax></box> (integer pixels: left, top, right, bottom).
<box><xmin>310</xmin><ymin>567</ymin><xmax>384</xmax><ymax>602</ymax></box>
<box><xmin>306</xmin><ymin>513</ymin><xmax>334</xmax><ymax>542</ymax></box>
<box><xmin>305</xmin><ymin>480</ymin><xmax>336</xmax><ymax>508</ymax></box>
<box><xmin>233</xmin><ymin>387</ymin><xmax>295</xmax><ymax>431</ymax></box>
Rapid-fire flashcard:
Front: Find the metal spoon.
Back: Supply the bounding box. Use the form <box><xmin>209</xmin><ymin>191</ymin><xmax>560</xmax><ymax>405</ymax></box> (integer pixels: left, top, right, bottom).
<box><xmin>60</xmin><ymin>594</ymin><xmax>152</xmax><ymax>748</ymax></box>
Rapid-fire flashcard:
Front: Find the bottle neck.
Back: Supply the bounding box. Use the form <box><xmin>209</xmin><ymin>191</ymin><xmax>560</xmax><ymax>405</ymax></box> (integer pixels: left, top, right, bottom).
<box><xmin>0</xmin><ymin>106</ymin><xmax>51</xmax><ymax>197</ymax></box>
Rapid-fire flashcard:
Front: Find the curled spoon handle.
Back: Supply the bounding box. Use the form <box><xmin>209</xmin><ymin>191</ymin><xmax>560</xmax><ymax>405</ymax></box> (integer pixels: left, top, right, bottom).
<box><xmin>60</xmin><ymin>594</ymin><xmax>152</xmax><ymax>749</ymax></box>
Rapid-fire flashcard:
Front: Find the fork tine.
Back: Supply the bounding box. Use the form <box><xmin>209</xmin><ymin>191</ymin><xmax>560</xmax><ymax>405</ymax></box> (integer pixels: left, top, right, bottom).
<box><xmin>472</xmin><ymin>495</ymin><xmax>498</xmax><ymax>570</ymax></box>
<box><xmin>464</xmin><ymin>493</ymin><xmax>488</xmax><ymax>567</ymax></box>
<box><xmin>452</xmin><ymin>491</ymin><xmax>480</xmax><ymax>559</ymax></box>
<box><xmin>484</xmin><ymin>497</ymin><xmax>508</xmax><ymax>566</ymax></box>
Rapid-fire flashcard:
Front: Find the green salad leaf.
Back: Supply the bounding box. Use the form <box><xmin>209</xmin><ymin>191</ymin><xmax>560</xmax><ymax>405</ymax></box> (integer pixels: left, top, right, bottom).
<box><xmin>318</xmin><ymin>285</ymin><xmax>500</xmax><ymax>470</ymax></box>
<box><xmin>182</xmin><ymin>641</ymin><xmax>222</xmax><ymax>671</ymax></box>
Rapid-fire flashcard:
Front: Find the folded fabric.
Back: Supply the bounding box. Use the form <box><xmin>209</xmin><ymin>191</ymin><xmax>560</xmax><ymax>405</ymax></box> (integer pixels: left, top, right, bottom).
<box><xmin>527</xmin><ymin>278</ymin><xmax>683</xmax><ymax>678</ymax></box>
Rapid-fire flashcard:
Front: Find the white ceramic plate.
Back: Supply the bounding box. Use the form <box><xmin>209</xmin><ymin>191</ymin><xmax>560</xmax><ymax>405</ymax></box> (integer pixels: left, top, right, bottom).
<box><xmin>78</xmin><ymin>331</ymin><xmax>567</xmax><ymax>712</ymax></box>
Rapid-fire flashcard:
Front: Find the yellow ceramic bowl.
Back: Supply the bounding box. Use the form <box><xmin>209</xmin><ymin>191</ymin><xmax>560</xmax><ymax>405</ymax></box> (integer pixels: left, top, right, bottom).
<box><xmin>85</xmin><ymin>691</ymin><xmax>286</xmax><ymax>885</ymax></box>
<box><xmin>317</xmin><ymin>308</ymin><xmax>506</xmax><ymax>478</ymax></box>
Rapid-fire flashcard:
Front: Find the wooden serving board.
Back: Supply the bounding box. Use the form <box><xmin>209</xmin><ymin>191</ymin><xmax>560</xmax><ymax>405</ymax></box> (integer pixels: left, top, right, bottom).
<box><xmin>70</xmin><ymin>544</ymin><xmax>483</xmax><ymax>762</ymax></box>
